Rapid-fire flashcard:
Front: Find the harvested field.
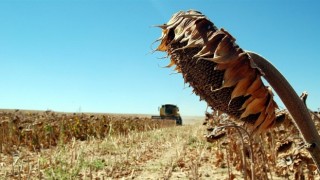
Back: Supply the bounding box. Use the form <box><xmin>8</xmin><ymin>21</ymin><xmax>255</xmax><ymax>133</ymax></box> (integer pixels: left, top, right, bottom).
<box><xmin>1</xmin><ymin>109</ymin><xmax>319</xmax><ymax>179</ymax></box>
<box><xmin>0</xmin><ymin>110</ymin><xmax>176</xmax><ymax>153</ymax></box>
<box><xmin>0</xmin><ymin>109</ymin><xmax>237</xmax><ymax>179</ymax></box>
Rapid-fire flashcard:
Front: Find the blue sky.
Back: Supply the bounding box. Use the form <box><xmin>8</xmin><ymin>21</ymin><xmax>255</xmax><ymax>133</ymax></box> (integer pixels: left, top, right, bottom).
<box><xmin>0</xmin><ymin>0</ymin><xmax>319</xmax><ymax>116</ymax></box>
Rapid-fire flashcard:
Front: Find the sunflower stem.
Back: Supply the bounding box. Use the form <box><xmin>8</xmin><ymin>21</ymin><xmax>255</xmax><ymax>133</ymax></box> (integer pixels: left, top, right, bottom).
<box><xmin>247</xmin><ymin>51</ymin><xmax>320</xmax><ymax>173</ymax></box>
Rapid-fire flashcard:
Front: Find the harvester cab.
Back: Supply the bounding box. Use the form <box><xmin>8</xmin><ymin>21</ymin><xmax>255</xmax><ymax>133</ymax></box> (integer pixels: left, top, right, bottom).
<box><xmin>152</xmin><ymin>104</ymin><xmax>183</xmax><ymax>125</ymax></box>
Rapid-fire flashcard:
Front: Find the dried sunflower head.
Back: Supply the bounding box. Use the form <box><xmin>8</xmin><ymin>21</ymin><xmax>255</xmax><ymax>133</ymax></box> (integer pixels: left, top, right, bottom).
<box><xmin>156</xmin><ymin>10</ymin><xmax>278</xmax><ymax>132</ymax></box>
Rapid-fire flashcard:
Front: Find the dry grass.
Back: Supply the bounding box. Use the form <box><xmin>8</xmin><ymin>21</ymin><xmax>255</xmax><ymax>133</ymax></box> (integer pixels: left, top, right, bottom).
<box><xmin>0</xmin><ymin>110</ymin><xmax>177</xmax><ymax>179</ymax></box>
<box><xmin>0</xmin><ymin>110</ymin><xmax>231</xmax><ymax>179</ymax></box>
<box><xmin>2</xmin><ymin>109</ymin><xmax>318</xmax><ymax>179</ymax></box>
<box><xmin>0</xmin><ymin>110</ymin><xmax>175</xmax><ymax>154</ymax></box>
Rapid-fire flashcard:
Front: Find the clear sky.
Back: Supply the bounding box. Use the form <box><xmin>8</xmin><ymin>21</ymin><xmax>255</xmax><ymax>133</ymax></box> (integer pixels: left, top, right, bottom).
<box><xmin>0</xmin><ymin>0</ymin><xmax>319</xmax><ymax>116</ymax></box>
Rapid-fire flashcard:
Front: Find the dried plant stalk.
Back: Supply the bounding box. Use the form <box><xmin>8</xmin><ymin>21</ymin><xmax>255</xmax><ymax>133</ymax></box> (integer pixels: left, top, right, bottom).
<box><xmin>247</xmin><ymin>52</ymin><xmax>320</xmax><ymax>172</ymax></box>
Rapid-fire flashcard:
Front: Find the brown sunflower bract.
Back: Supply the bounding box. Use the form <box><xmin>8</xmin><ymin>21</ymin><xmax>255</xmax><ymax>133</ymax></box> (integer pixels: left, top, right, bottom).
<box><xmin>156</xmin><ymin>10</ymin><xmax>278</xmax><ymax>132</ymax></box>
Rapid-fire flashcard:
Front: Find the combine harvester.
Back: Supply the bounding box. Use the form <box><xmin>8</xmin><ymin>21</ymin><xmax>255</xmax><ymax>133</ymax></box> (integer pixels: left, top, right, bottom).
<box><xmin>151</xmin><ymin>104</ymin><xmax>183</xmax><ymax>125</ymax></box>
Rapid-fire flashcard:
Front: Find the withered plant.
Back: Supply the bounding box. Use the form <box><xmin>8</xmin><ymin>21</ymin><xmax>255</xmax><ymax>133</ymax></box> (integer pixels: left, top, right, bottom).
<box><xmin>155</xmin><ymin>10</ymin><xmax>320</xmax><ymax>178</ymax></box>
<box><xmin>0</xmin><ymin>110</ymin><xmax>175</xmax><ymax>155</ymax></box>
